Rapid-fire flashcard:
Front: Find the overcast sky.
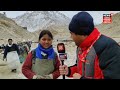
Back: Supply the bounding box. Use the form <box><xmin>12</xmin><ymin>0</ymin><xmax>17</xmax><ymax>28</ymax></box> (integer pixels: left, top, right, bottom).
<box><xmin>0</xmin><ymin>11</ymin><xmax>120</xmax><ymax>25</ymax></box>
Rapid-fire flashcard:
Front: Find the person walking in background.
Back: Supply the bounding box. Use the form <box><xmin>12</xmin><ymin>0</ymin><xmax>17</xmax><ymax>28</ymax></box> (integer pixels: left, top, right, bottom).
<box><xmin>22</xmin><ymin>30</ymin><xmax>60</xmax><ymax>79</ymax></box>
<box><xmin>3</xmin><ymin>39</ymin><xmax>20</xmax><ymax>73</ymax></box>
<box><xmin>18</xmin><ymin>43</ymin><xmax>29</xmax><ymax>64</ymax></box>
<box><xmin>59</xmin><ymin>11</ymin><xmax>120</xmax><ymax>79</ymax></box>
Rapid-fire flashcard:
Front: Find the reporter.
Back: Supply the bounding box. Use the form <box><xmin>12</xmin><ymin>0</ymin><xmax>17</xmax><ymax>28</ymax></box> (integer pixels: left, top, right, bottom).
<box><xmin>59</xmin><ymin>11</ymin><xmax>120</xmax><ymax>79</ymax></box>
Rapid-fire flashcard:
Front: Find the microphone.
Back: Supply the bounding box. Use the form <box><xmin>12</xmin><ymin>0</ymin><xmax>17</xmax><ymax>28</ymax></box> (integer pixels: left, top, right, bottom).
<box><xmin>57</xmin><ymin>43</ymin><xmax>67</xmax><ymax>79</ymax></box>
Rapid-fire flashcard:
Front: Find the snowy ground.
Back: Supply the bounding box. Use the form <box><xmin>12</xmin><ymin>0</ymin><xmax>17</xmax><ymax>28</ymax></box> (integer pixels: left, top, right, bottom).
<box><xmin>0</xmin><ymin>55</ymin><xmax>27</xmax><ymax>79</ymax></box>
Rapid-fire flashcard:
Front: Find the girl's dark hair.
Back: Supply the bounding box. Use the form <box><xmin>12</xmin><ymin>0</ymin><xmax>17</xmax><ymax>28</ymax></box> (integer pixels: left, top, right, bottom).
<box><xmin>39</xmin><ymin>30</ymin><xmax>53</xmax><ymax>40</ymax></box>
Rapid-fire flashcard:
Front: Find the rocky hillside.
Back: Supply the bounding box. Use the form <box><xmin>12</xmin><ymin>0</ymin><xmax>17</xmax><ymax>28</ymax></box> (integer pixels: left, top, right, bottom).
<box><xmin>1</xmin><ymin>11</ymin><xmax>120</xmax><ymax>45</ymax></box>
<box><xmin>0</xmin><ymin>13</ymin><xmax>36</xmax><ymax>44</ymax></box>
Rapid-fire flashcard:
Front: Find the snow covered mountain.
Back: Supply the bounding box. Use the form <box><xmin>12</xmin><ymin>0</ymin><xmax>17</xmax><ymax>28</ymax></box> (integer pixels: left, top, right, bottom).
<box><xmin>13</xmin><ymin>11</ymin><xmax>71</xmax><ymax>32</ymax></box>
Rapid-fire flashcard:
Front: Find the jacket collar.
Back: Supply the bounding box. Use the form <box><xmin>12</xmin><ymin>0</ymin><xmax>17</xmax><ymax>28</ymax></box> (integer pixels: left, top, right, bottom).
<box><xmin>79</xmin><ymin>28</ymin><xmax>101</xmax><ymax>50</ymax></box>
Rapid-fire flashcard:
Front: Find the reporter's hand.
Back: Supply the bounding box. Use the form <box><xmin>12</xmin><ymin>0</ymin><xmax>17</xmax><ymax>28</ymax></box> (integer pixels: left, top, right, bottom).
<box><xmin>59</xmin><ymin>65</ymin><xmax>68</xmax><ymax>76</ymax></box>
<box><xmin>73</xmin><ymin>73</ymin><xmax>82</xmax><ymax>79</ymax></box>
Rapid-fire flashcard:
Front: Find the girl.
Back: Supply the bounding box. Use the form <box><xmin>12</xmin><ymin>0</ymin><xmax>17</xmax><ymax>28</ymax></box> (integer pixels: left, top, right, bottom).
<box><xmin>22</xmin><ymin>30</ymin><xmax>60</xmax><ymax>79</ymax></box>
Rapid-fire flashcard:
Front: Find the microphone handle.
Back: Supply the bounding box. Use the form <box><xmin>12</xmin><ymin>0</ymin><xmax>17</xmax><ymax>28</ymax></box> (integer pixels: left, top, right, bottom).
<box><xmin>61</xmin><ymin>60</ymin><xmax>65</xmax><ymax>79</ymax></box>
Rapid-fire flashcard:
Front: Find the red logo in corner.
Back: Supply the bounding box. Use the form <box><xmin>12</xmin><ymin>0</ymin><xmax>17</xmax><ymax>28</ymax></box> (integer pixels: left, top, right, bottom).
<box><xmin>103</xmin><ymin>14</ymin><xmax>112</xmax><ymax>24</ymax></box>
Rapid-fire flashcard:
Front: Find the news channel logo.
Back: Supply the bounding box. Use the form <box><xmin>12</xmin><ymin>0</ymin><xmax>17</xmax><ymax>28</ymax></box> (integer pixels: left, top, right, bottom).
<box><xmin>59</xmin><ymin>53</ymin><xmax>67</xmax><ymax>60</ymax></box>
<box><xmin>103</xmin><ymin>13</ymin><xmax>113</xmax><ymax>24</ymax></box>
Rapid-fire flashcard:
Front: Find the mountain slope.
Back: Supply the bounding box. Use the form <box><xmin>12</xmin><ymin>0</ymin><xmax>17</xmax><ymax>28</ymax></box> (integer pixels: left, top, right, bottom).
<box><xmin>14</xmin><ymin>11</ymin><xmax>71</xmax><ymax>32</ymax></box>
<box><xmin>96</xmin><ymin>12</ymin><xmax>120</xmax><ymax>38</ymax></box>
<box><xmin>0</xmin><ymin>13</ymin><xmax>35</xmax><ymax>44</ymax></box>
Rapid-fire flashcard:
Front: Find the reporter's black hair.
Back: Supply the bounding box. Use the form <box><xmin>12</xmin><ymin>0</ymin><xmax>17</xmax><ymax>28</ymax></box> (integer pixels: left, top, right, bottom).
<box><xmin>8</xmin><ymin>39</ymin><xmax>12</xmax><ymax>41</ymax></box>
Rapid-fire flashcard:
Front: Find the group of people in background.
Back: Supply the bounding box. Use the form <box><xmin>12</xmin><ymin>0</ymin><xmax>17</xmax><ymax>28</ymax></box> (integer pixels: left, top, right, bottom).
<box><xmin>1</xmin><ymin>39</ymin><xmax>32</xmax><ymax>73</ymax></box>
<box><xmin>1</xmin><ymin>11</ymin><xmax>120</xmax><ymax>79</ymax></box>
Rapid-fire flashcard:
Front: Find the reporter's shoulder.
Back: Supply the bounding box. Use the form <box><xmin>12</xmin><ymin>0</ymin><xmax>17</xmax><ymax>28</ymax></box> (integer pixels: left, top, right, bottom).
<box><xmin>95</xmin><ymin>35</ymin><xmax>118</xmax><ymax>49</ymax></box>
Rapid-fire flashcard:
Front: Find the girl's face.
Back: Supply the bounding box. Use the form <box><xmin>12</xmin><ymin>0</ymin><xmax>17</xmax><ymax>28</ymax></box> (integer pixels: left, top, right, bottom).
<box><xmin>39</xmin><ymin>34</ymin><xmax>53</xmax><ymax>49</ymax></box>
